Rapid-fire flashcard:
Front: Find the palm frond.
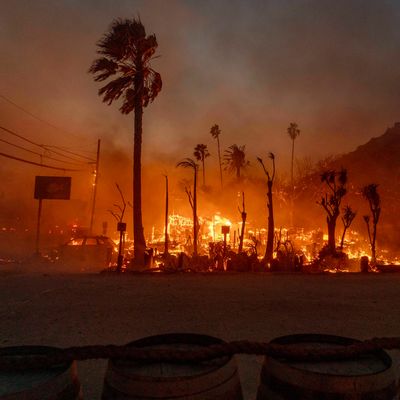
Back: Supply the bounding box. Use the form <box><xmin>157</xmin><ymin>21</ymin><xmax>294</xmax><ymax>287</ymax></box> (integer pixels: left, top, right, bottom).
<box><xmin>176</xmin><ymin>158</ymin><xmax>198</xmax><ymax>169</ymax></box>
<box><xmin>88</xmin><ymin>58</ymin><xmax>119</xmax><ymax>81</ymax></box>
<box><xmin>210</xmin><ymin>124</ymin><xmax>221</xmax><ymax>138</ymax></box>
<box><xmin>89</xmin><ymin>17</ymin><xmax>162</xmax><ymax>114</ymax></box>
<box><xmin>98</xmin><ymin>76</ymin><xmax>132</xmax><ymax>105</ymax></box>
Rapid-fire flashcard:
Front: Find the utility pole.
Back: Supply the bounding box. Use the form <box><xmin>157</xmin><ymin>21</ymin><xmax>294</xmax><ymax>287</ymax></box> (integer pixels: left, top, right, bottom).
<box><xmin>90</xmin><ymin>139</ymin><xmax>101</xmax><ymax>233</ymax></box>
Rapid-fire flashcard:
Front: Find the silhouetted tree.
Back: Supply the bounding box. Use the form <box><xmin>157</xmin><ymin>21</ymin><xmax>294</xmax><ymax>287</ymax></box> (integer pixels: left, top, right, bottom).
<box><xmin>210</xmin><ymin>124</ymin><xmax>223</xmax><ymax>189</ymax></box>
<box><xmin>177</xmin><ymin>158</ymin><xmax>199</xmax><ymax>256</ymax></box>
<box><xmin>238</xmin><ymin>192</ymin><xmax>247</xmax><ymax>253</ymax></box>
<box><xmin>193</xmin><ymin>144</ymin><xmax>210</xmax><ymax>186</ymax></box>
<box><xmin>107</xmin><ymin>183</ymin><xmax>127</xmax><ymax>272</ymax></box>
<box><xmin>89</xmin><ymin>18</ymin><xmax>162</xmax><ymax>267</ymax></box>
<box><xmin>224</xmin><ymin>144</ymin><xmax>249</xmax><ymax>181</ymax></box>
<box><xmin>340</xmin><ymin>205</ymin><xmax>356</xmax><ymax>249</ymax></box>
<box><xmin>257</xmin><ymin>153</ymin><xmax>276</xmax><ymax>263</ymax></box>
<box><xmin>362</xmin><ymin>184</ymin><xmax>381</xmax><ymax>264</ymax></box>
<box><xmin>317</xmin><ymin>169</ymin><xmax>348</xmax><ymax>254</ymax></box>
<box><xmin>164</xmin><ymin>175</ymin><xmax>169</xmax><ymax>256</ymax></box>
<box><xmin>287</xmin><ymin>123</ymin><xmax>300</xmax><ymax>226</ymax></box>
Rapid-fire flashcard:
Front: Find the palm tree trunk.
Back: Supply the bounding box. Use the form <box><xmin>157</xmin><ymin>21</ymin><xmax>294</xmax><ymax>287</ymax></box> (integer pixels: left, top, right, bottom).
<box><xmin>217</xmin><ymin>136</ymin><xmax>223</xmax><ymax>189</ymax></box>
<box><xmin>264</xmin><ymin>180</ymin><xmax>274</xmax><ymax>262</ymax></box>
<box><xmin>202</xmin><ymin>158</ymin><xmax>206</xmax><ymax>186</ymax></box>
<box><xmin>193</xmin><ymin>167</ymin><xmax>198</xmax><ymax>256</ymax></box>
<box><xmin>290</xmin><ymin>138</ymin><xmax>295</xmax><ymax>227</ymax></box>
<box><xmin>164</xmin><ymin>175</ymin><xmax>169</xmax><ymax>256</ymax></box>
<box><xmin>238</xmin><ymin>192</ymin><xmax>246</xmax><ymax>253</ymax></box>
<box><xmin>133</xmin><ymin>67</ymin><xmax>146</xmax><ymax>267</ymax></box>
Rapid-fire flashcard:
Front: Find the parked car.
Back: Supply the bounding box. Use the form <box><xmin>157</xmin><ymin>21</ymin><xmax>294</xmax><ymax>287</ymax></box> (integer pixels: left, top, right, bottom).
<box><xmin>58</xmin><ymin>235</ymin><xmax>116</xmax><ymax>272</ymax></box>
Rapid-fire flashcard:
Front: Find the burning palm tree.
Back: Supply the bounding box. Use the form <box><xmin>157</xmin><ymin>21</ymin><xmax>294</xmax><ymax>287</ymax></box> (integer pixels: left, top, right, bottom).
<box><xmin>176</xmin><ymin>158</ymin><xmax>199</xmax><ymax>256</ymax></box>
<box><xmin>89</xmin><ymin>18</ymin><xmax>162</xmax><ymax>267</ymax></box>
<box><xmin>223</xmin><ymin>144</ymin><xmax>249</xmax><ymax>181</ymax></box>
<box><xmin>193</xmin><ymin>144</ymin><xmax>210</xmax><ymax>187</ymax></box>
<box><xmin>210</xmin><ymin>124</ymin><xmax>223</xmax><ymax>188</ymax></box>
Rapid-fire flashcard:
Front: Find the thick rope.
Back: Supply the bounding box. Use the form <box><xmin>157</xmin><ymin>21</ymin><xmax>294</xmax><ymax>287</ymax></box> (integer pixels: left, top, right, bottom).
<box><xmin>1</xmin><ymin>337</ymin><xmax>400</xmax><ymax>371</ymax></box>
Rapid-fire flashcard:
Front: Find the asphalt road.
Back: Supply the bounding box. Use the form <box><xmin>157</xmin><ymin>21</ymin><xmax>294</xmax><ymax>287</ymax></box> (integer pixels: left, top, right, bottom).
<box><xmin>1</xmin><ymin>270</ymin><xmax>400</xmax><ymax>399</ymax></box>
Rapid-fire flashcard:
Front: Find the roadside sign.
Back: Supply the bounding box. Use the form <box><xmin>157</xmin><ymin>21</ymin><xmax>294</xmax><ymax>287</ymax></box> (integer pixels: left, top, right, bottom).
<box><xmin>34</xmin><ymin>176</ymin><xmax>71</xmax><ymax>200</ymax></box>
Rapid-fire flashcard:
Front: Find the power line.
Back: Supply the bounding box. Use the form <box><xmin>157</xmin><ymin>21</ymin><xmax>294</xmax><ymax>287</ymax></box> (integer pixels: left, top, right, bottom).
<box><xmin>0</xmin><ymin>138</ymin><xmax>85</xmax><ymax>166</ymax></box>
<box><xmin>42</xmin><ymin>145</ymin><xmax>95</xmax><ymax>164</ymax></box>
<box><xmin>44</xmin><ymin>145</ymin><xmax>96</xmax><ymax>162</ymax></box>
<box><xmin>0</xmin><ymin>151</ymin><xmax>82</xmax><ymax>172</ymax></box>
<box><xmin>0</xmin><ymin>125</ymin><xmax>95</xmax><ymax>164</ymax></box>
<box><xmin>0</xmin><ymin>125</ymin><xmax>43</xmax><ymax>149</ymax></box>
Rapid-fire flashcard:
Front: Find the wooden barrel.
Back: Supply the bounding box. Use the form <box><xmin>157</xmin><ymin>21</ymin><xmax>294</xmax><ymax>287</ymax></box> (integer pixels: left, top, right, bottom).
<box><xmin>0</xmin><ymin>346</ymin><xmax>82</xmax><ymax>400</ymax></box>
<box><xmin>256</xmin><ymin>334</ymin><xmax>398</xmax><ymax>400</ymax></box>
<box><xmin>102</xmin><ymin>333</ymin><xmax>243</xmax><ymax>399</ymax></box>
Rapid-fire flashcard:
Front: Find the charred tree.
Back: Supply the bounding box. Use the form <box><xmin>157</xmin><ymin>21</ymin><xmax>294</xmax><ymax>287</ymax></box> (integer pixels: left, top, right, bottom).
<box><xmin>108</xmin><ymin>183</ymin><xmax>127</xmax><ymax>272</ymax></box>
<box><xmin>362</xmin><ymin>183</ymin><xmax>381</xmax><ymax>264</ymax></box>
<box><xmin>257</xmin><ymin>153</ymin><xmax>276</xmax><ymax>264</ymax></box>
<box><xmin>177</xmin><ymin>158</ymin><xmax>199</xmax><ymax>256</ymax></box>
<box><xmin>89</xmin><ymin>18</ymin><xmax>162</xmax><ymax>267</ymax></box>
<box><xmin>317</xmin><ymin>169</ymin><xmax>348</xmax><ymax>254</ymax></box>
<box><xmin>238</xmin><ymin>192</ymin><xmax>247</xmax><ymax>253</ymax></box>
<box><xmin>340</xmin><ymin>205</ymin><xmax>356</xmax><ymax>249</ymax></box>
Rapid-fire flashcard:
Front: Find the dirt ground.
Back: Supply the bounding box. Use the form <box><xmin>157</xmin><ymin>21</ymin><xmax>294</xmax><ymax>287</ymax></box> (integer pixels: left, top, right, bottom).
<box><xmin>1</xmin><ymin>268</ymin><xmax>400</xmax><ymax>399</ymax></box>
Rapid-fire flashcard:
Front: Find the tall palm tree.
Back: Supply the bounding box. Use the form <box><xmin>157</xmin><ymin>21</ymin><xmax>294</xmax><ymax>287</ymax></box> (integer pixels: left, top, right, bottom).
<box><xmin>210</xmin><ymin>124</ymin><xmax>223</xmax><ymax>188</ymax></box>
<box><xmin>287</xmin><ymin>123</ymin><xmax>300</xmax><ymax>226</ymax></box>
<box><xmin>193</xmin><ymin>144</ymin><xmax>210</xmax><ymax>186</ymax></box>
<box><xmin>89</xmin><ymin>18</ymin><xmax>162</xmax><ymax>267</ymax></box>
<box><xmin>176</xmin><ymin>158</ymin><xmax>199</xmax><ymax>256</ymax></box>
<box><xmin>223</xmin><ymin>144</ymin><xmax>249</xmax><ymax>181</ymax></box>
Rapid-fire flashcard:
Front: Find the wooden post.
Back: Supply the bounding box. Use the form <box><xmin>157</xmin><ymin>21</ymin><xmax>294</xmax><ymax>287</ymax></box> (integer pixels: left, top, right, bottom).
<box><xmin>35</xmin><ymin>198</ymin><xmax>43</xmax><ymax>255</ymax></box>
<box><xmin>90</xmin><ymin>139</ymin><xmax>101</xmax><ymax>233</ymax></box>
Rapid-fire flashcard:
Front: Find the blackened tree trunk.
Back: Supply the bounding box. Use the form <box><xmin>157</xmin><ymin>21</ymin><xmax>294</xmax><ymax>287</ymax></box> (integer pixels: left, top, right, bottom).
<box><xmin>371</xmin><ymin>226</ymin><xmax>377</xmax><ymax>262</ymax></box>
<box><xmin>265</xmin><ymin>180</ymin><xmax>274</xmax><ymax>262</ymax></box>
<box><xmin>202</xmin><ymin>158</ymin><xmax>206</xmax><ymax>186</ymax></box>
<box><xmin>193</xmin><ymin>166</ymin><xmax>198</xmax><ymax>256</ymax></box>
<box><xmin>238</xmin><ymin>192</ymin><xmax>246</xmax><ymax>253</ymax></box>
<box><xmin>217</xmin><ymin>136</ymin><xmax>223</xmax><ymax>189</ymax></box>
<box><xmin>164</xmin><ymin>175</ymin><xmax>169</xmax><ymax>256</ymax></box>
<box><xmin>133</xmin><ymin>66</ymin><xmax>146</xmax><ymax>267</ymax></box>
<box><xmin>327</xmin><ymin>217</ymin><xmax>337</xmax><ymax>254</ymax></box>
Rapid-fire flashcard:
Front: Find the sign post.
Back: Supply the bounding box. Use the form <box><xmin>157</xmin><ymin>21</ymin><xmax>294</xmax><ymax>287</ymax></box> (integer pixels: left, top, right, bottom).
<box><xmin>35</xmin><ymin>198</ymin><xmax>43</xmax><ymax>255</ymax></box>
<box><xmin>34</xmin><ymin>176</ymin><xmax>71</xmax><ymax>255</ymax></box>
